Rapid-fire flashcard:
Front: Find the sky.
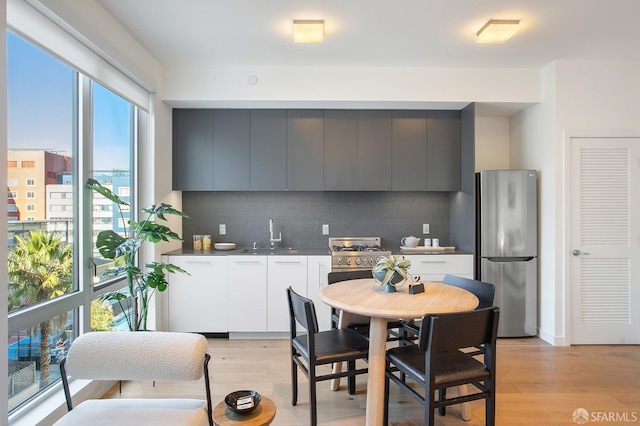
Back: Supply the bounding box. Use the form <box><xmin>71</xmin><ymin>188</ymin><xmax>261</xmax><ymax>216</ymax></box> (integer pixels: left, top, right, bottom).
<box><xmin>7</xmin><ymin>31</ymin><xmax>132</xmax><ymax>171</ymax></box>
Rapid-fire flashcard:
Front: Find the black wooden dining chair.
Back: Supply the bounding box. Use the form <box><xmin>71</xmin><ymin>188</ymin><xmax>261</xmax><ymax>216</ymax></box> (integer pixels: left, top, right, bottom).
<box><xmin>384</xmin><ymin>307</ymin><xmax>500</xmax><ymax>426</ymax></box>
<box><xmin>328</xmin><ymin>270</ymin><xmax>405</xmax><ymax>341</ymax></box>
<box><xmin>399</xmin><ymin>274</ymin><xmax>496</xmax><ymax>419</ymax></box>
<box><xmin>401</xmin><ymin>274</ymin><xmax>496</xmax><ymax>350</ymax></box>
<box><xmin>286</xmin><ymin>287</ymin><xmax>369</xmax><ymax>426</ymax></box>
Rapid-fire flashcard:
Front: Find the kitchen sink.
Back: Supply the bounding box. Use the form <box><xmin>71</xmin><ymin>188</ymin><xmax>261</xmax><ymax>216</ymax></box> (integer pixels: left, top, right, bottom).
<box><xmin>242</xmin><ymin>248</ymin><xmax>299</xmax><ymax>254</ymax></box>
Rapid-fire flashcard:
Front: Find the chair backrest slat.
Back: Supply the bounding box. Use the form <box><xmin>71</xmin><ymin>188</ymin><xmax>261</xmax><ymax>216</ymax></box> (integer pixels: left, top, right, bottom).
<box><xmin>287</xmin><ymin>287</ymin><xmax>319</xmax><ymax>334</ymax></box>
<box><xmin>419</xmin><ymin>307</ymin><xmax>500</xmax><ymax>353</ymax></box>
<box><xmin>328</xmin><ymin>270</ymin><xmax>373</xmax><ymax>284</ymax></box>
<box><xmin>443</xmin><ymin>274</ymin><xmax>495</xmax><ymax>309</ymax></box>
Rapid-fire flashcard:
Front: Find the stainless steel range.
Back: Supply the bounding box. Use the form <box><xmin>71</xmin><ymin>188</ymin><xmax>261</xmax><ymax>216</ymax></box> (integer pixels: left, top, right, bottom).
<box><xmin>329</xmin><ymin>237</ymin><xmax>392</xmax><ymax>271</ymax></box>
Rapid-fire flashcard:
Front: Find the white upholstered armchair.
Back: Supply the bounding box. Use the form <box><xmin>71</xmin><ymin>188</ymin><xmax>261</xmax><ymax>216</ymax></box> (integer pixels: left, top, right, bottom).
<box><xmin>55</xmin><ymin>331</ymin><xmax>212</xmax><ymax>426</ymax></box>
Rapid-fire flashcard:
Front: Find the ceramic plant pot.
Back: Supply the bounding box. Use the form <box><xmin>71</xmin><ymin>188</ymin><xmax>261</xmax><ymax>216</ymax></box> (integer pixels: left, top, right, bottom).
<box><xmin>372</xmin><ymin>270</ymin><xmax>405</xmax><ymax>292</ymax></box>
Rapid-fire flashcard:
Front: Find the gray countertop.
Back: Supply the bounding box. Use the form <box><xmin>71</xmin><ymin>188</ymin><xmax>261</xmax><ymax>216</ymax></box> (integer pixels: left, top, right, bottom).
<box><xmin>163</xmin><ymin>247</ymin><xmax>471</xmax><ymax>256</ymax></box>
<box><xmin>163</xmin><ymin>247</ymin><xmax>332</xmax><ymax>256</ymax></box>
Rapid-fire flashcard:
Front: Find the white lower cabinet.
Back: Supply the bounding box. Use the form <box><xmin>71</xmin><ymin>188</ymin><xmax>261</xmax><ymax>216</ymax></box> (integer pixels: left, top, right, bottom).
<box><xmin>166</xmin><ymin>255</ymin><xmax>228</xmax><ymax>333</ymax></box>
<box><xmin>227</xmin><ymin>256</ymin><xmax>268</xmax><ymax>332</ymax></box>
<box><xmin>267</xmin><ymin>256</ymin><xmax>308</xmax><ymax>332</ymax></box>
<box><xmin>402</xmin><ymin>254</ymin><xmax>473</xmax><ymax>282</ymax></box>
<box><xmin>167</xmin><ymin>254</ymin><xmax>332</xmax><ymax>335</ymax></box>
<box><xmin>307</xmin><ymin>256</ymin><xmax>332</xmax><ymax>331</ymax></box>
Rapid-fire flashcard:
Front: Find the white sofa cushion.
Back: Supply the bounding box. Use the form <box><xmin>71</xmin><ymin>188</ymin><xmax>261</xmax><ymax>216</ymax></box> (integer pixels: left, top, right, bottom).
<box><xmin>64</xmin><ymin>331</ymin><xmax>208</xmax><ymax>381</ymax></box>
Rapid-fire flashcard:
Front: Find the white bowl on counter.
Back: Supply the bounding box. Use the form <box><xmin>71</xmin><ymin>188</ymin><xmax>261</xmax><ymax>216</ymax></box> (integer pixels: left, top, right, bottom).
<box><xmin>214</xmin><ymin>242</ymin><xmax>236</xmax><ymax>251</ymax></box>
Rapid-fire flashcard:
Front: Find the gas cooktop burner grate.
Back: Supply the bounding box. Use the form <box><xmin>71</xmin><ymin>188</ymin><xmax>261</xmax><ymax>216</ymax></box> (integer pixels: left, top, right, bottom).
<box><xmin>332</xmin><ymin>245</ymin><xmax>386</xmax><ymax>252</ymax></box>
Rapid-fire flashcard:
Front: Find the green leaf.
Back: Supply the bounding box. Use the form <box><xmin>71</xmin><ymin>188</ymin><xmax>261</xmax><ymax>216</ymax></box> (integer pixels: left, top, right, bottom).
<box><xmin>98</xmin><ymin>291</ymin><xmax>129</xmax><ymax>302</ymax></box>
<box><xmin>142</xmin><ymin>203</ymin><xmax>189</xmax><ymax>220</ymax></box>
<box><xmin>145</xmin><ymin>270</ymin><xmax>169</xmax><ymax>292</ymax></box>
<box><xmin>145</xmin><ymin>262</ymin><xmax>189</xmax><ymax>275</ymax></box>
<box><xmin>86</xmin><ymin>178</ymin><xmax>129</xmax><ymax>206</ymax></box>
<box><xmin>132</xmin><ymin>221</ymin><xmax>183</xmax><ymax>243</ymax></box>
<box><xmin>95</xmin><ymin>230</ymin><xmax>127</xmax><ymax>259</ymax></box>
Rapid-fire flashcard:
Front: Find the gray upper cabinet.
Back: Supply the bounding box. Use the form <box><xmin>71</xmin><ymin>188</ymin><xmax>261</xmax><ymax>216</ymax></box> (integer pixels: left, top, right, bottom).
<box><xmin>250</xmin><ymin>110</ymin><xmax>287</xmax><ymax>190</ymax></box>
<box><xmin>173</xmin><ymin>108</ymin><xmax>462</xmax><ymax>192</ymax></box>
<box><xmin>287</xmin><ymin>110</ymin><xmax>324</xmax><ymax>190</ymax></box>
<box><xmin>359</xmin><ymin>110</ymin><xmax>392</xmax><ymax>190</ymax></box>
<box><xmin>213</xmin><ymin>110</ymin><xmax>251</xmax><ymax>190</ymax></box>
<box><xmin>391</xmin><ymin>111</ymin><xmax>427</xmax><ymax>191</ymax></box>
<box><xmin>426</xmin><ymin>110</ymin><xmax>461</xmax><ymax>191</ymax></box>
<box><xmin>324</xmin><ymin>110</ymin><xmax>358</xmax><ymax>190</ymax></box>
<box><xmin>173</xmin><ymin>109</ymin><xmax>214</xmax><ymax>191</ymax></box>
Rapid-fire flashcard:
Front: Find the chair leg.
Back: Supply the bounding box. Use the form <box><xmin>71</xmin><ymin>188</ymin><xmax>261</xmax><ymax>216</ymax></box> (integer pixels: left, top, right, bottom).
<box><xmin>291</xmin><ymin>356</ymin><xmax>298</xmax><ymax>406</ymax></box>
<box><xmin>487</xmin><ymin>381</ymin><xmax>496</xmax><ymax>426</ymax></box>
<box><xmin>347</xmin><ymin>360</ymin><xmax>356</xmax><ymax>394</ymax></box>
<box><xmin>427</xmin><ymin>387</ymin><xmax>436</xmax><ymax>426</ymax></box>
<box><xmin>309</xmin><ymin>367</ymin><xmax>318</xmax><ymax>426</ymax></box>
<box><xmin>383</xmin><ymin>362</ymin><xmax>390</xmax><ymax>426</ymax></box>
<box><xmin>438</xmin><ymin>388</ymin><xmax>446</xmax><ymax>416</ymax></box>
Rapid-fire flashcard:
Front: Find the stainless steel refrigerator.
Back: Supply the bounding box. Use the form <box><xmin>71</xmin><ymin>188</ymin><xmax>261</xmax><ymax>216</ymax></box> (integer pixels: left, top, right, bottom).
<box><xmin>477</xmin><ymin>170</ymin><xmax>538</xmax><ymax>337</ymax></box>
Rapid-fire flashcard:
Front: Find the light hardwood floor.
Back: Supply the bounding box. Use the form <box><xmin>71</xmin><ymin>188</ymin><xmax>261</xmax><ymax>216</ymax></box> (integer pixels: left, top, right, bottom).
<box><xmin>103</xmin><ymin>337</ymin><xmax>640</xmax><ymax>425</ymax></box>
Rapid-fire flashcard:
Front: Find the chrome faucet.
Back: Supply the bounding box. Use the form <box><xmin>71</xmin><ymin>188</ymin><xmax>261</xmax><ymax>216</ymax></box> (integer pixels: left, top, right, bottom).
<box><xmin>269</xmin><ymin>218</ymin><xmax>282</xmax><ymax>249</ymax></box>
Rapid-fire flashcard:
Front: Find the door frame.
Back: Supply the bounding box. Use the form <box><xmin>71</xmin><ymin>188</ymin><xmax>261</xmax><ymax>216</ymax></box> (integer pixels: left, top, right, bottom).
<box><xmin>562</xmin><ymin>130</ymin><xmax>640</xmax><ymax>345</ymax></box>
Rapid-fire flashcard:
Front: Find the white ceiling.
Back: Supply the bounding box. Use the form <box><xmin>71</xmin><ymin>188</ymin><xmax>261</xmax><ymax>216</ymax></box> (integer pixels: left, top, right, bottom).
<box><xmin>96</xmin><ymin>0</ymin><xmax>640</xmax><ymax>69</ymax></box>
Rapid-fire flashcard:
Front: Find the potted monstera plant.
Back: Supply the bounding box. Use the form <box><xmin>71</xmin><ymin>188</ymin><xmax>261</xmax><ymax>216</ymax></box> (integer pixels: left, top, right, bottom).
<box><xmin>87</xmin><ymin>178</ymin><xmax>189</xmax><ymax>331</ymax></box>
<box><xmin>372</xmin><ymin>254</ymin><xmax>412</xmax><ymax>293</ymax></box>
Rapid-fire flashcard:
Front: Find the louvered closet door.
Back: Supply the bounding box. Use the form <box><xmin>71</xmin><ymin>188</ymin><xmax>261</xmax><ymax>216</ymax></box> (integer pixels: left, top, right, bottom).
<box><xmin>570</xmin><ymin>137</ymin><xmax>640</xmax><ymax>344</ymax></box>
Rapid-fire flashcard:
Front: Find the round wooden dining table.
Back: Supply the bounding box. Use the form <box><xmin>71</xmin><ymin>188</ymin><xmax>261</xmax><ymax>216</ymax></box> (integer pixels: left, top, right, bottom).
<box><xmin>319</xmin><ymin>278</ymin><xmax>479</xmax><ymax>426</ymax></box>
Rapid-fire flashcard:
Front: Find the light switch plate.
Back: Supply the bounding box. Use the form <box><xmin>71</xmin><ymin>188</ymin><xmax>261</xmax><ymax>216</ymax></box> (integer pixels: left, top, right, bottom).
<box><xmin>219</xmin><ymin>224</ymin><xmax>226</xmax><ymax>235</ymax></box>
<box><xmin>322</xmin><ymin>224</ymin><xmax>329</xmax><ymax>235</ymax></box>
<box><xmin>423</xmin><ymin>224</ymin><xmax>430</xmax><ymax>234</ymax></box>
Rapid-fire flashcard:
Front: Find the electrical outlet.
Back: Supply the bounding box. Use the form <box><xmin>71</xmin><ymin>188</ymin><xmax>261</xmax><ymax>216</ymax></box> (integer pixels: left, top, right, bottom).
<box><xmin>423</xmin><ymin>224</ymin><xmax>430</xmax><ymax>234</ymax></box>
<box><xmin>219</xmin><ymin>224</ymin><xmax>226</xmax><ymax>235</ymax></box>
<box><xmin>322</xmin><ymin>224</ymin><xmax>329</xmax><ymax>235</ymax></box>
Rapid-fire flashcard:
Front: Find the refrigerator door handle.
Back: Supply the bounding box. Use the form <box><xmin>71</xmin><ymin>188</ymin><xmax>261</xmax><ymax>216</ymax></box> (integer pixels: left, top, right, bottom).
<box><xmin>485</xmin><ymin>256</ymin><xmax>535</xmax><ymax>262</ymax></box>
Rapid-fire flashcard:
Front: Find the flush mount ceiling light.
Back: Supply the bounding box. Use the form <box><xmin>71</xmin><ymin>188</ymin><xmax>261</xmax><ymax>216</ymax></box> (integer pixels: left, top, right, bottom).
<box><xmin>476</xmin><ymin>19</ymin><xmax>520</xmax><ymax>43</ymax></box>
<box><xmin>293</xmin><ymin>20</ymin><xmax>324</xmax><ymax>43</ymax></box>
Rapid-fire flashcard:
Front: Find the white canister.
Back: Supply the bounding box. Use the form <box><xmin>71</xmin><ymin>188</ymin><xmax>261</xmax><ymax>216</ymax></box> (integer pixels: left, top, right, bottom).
<box><xmin>423</xmin><ymin>238</ymin><xmax>432</xmax><ymax>247</ymax></box>
<box><xmin>432</xmin><ymin>238</ymin><xmax>440</xmax><ymax>247</ymax></box>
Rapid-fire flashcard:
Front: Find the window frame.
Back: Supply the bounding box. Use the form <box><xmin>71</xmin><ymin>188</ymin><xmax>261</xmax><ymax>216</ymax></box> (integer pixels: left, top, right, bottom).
<box><xmin>6</xmin><ymin>33</ymin><xmax>142</xmax><ymax>416</ymax></box>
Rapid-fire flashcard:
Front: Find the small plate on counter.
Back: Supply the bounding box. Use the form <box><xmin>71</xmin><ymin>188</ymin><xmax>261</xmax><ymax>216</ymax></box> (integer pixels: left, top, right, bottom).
<box><xmin>400</xmin><ymin>246</ymin><xmax>455</xmax><ymax>253</ymax></box>
<box><xmin>214</xmin><ymin>242</ymin><xmax>236</xmax><ymax>251</ymax></box>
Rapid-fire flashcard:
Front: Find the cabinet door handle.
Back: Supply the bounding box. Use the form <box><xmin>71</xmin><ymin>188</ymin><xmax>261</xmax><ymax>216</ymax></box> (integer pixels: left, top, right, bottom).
<box><xmin>420</xmin><ymin>260</ymin><xmax>447</xmax><ymax>264</ymax></box>
<box><xmin>233</xmin><ymin>261</ymin><xmax>262</xmax><ymax>264</ymax></box>
<box><xmin>274</xmin><ymin>261</ymin><xmax>302</xmax><ymax>264</ymax></box>
<box><xmin>185</xmin><ymin>261</ymin><xmax>211</xmax><ymax>265</ymax></box>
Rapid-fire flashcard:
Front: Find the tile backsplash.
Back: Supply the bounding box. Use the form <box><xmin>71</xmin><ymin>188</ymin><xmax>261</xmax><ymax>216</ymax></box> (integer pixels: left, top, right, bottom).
<box><xmin>182</xmin><ymin>191</ymin><xmax>451</xmax><ymax>251</ymax></box>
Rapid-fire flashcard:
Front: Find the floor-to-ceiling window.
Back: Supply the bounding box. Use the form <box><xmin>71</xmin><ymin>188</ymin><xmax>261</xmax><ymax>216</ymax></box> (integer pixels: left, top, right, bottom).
<box><xmin>6</xmin><ymin>30</ymin><xmax>138</xmax><ymax>412</ymax></box>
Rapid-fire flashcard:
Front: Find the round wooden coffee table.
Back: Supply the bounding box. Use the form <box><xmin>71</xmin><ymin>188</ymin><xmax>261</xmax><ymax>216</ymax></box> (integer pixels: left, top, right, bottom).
<box><xmin>213</xmin><ymin>396</ymin><xmax>276</xmax><ymax>426</ymax></box>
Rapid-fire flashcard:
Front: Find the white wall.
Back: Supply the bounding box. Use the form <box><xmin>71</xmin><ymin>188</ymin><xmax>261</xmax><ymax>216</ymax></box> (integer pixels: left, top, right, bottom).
<box><xmin>554</xmin><ymin>60</ymin><xmax>640</xmax><ymax>344</ymax></box>
<box><xmin>511</xmin><ymin>60</ymin><xmax>640</xmax><ymax>345</ymax></box>
<box><xmin>511</xmin><ymin>63</ymin><xmax>559</xmax><ymax>344</ymax></box>
<box><xmin>475</xmin><ymin>117</ymin><xmax>510</xmax><ymax>171</ymax></box>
